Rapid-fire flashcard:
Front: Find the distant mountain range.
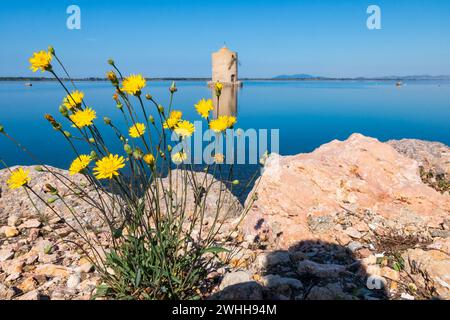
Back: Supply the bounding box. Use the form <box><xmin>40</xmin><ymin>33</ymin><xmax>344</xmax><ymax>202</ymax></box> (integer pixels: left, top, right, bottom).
<box><xmin>272</xmin><ymin>74</ymin><xmax>450</xmax><ymax>80</ymax></box>
<box><xmin>274</xmin><ymin>74</ymin><xmax>317</xmax><ymax>79</ymax></box>
<box><xmin>1</xmin><ymin>75</ymin><xmax>450</xmax><ymax>82</ymax></box>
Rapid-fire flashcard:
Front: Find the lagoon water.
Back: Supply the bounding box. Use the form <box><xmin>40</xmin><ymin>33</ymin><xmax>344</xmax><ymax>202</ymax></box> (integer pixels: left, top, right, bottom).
<box><xmin>1</xmin><ymin>80</ymin><xmax>449</xmax><ymax>173</ymax></box>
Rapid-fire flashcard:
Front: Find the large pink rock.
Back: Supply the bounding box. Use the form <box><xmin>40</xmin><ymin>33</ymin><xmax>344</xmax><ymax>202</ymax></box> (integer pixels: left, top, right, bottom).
<box><xmin>243</xmin><ymin>133</ymin><xmax>450</xmax><ymax>249</ymax></box>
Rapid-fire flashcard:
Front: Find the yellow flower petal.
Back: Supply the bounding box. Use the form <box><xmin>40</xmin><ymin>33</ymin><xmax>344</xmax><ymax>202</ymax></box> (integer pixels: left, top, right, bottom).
<box><xmin>93</xmin><ymin>154</ymin><xmax>125</xmax><ymax>180</ymax></box>
<box><xmin>7</xmin><ymin>168</ymin><xmax>31</xmax><ymax>189</ymax></box>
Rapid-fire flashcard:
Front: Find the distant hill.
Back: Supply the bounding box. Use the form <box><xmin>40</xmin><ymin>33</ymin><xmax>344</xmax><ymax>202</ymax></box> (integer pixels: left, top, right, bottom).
<box><xmin>272</xmin><ymin>74</ymin><xmax>450</xmax><ymax>80</ymax></box>
<box><xmin>273</xmin><ymin>74</ymin><xmax>318</xmax><ymax>79</ymax></box>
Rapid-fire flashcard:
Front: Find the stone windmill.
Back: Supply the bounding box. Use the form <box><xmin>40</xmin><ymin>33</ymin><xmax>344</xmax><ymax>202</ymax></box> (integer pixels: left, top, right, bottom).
<box><xmin>208</xmin><ymin>46</ymin><xmax>242</xmax><ymax>87</ymax></box>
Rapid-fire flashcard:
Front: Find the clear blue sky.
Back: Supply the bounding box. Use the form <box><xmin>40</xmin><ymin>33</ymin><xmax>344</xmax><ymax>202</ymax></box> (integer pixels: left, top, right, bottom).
<box><xmin>1</xmin><ymin>0</ymin><xmax>449</xmax><ymax>78</ymax></box>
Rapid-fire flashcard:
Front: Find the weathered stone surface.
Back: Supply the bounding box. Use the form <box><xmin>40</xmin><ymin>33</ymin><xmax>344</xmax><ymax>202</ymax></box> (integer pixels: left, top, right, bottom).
<box><xmin>402</xmin><ymin>248</ymin><xmax>450</xmax><ymax>299</ymax></box>
<box><xmin>388</xmin><ymin>139</ymin><xmax>450</xmax><ymax>194</ymax></box>
<box><xmin>219</xmin><ymin>270</ymin><xmax>252</xmax><ymax>290</ymax></box>
<box><xmin>161</xmin><ymin>169</ymin><xmax>243</xmax><ymax>220</ymax></box>
<box><xmin>297</xmin><ymin>260</ymin><xmax>346</xmax><ymax>278</ymax></box>
<box><xmin>243</xmin><ymin>134</ymin><xmax>449</xmax><ymax>249</ymax></box>
<box><xmin>211</xmin><ymin>281</ymin><xmax>264</xmax><ymax>300</ymax></box>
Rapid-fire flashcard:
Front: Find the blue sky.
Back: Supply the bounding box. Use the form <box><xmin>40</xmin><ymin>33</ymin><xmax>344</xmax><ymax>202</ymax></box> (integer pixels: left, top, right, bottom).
<box><xmin>1</xmin><ymin>0</ymin><xmax>449</xmax><ymax>78</ymax></box>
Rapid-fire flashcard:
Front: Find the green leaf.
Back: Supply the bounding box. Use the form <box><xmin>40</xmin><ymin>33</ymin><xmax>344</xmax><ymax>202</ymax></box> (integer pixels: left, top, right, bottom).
<box><xmin>135</xmin><ymin>268</ymin><xmax>142</xmax><ymax>287</ymax></box>
<box><xmin>95</xmin><ymin>284</ymin><xmax>110</xmax><ymax>297</ymax></box>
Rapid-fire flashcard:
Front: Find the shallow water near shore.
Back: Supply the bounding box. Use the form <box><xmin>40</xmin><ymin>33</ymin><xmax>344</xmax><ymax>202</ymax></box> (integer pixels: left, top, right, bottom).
<box><xmin>0</xmin><ymin>80</ymin><xmax>449</xmax><ymax>194</ymax></box>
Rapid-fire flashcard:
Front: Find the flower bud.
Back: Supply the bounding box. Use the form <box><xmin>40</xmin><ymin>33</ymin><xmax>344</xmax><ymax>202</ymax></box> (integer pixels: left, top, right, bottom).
<box><xmin>158</xmin><ymin>105</ymin><xmax>164</xmax><ymax>114</ymax></box>
<box><xmin>124</xmin><ymin>144</ymin><xmax>133</xmax><ymax>155</ymax></box>
<box><xmin>103</xmin><ymin>117</ymin><xmax>112</xmax><ymax>125</ymax></box>
<box><xmin>167</xmin><ymin>145</ymin><xmax>172</xmax><ymax>152</ymax></box>
<box><xmin>119</xmin><ymin>135</ymin><xmax>125</xmax><ymax>142</ymax></box>
<box><xmin>232</xmin><ymin>180</ymin><xmax>240</xmax><ymax>185</ymax></box>
<box><xmin>143</xmin><ymin>153</ymin><xmax>155</xmax><ymax>165</ymax></box>
<box><xmin>48</xmin><ymin>46</ymin><xmax>55</xmax><ymax>55</ymax></box>
<box><xmin>169</xmin><ymin>81</ymin><xmax>177</xmax><ymax>93</ymax></box>
<box><xmin>34</xmin><ymin>165</ymin><xmax>43</xmax><ymax>172</ymax></box>
<box><xmin>89</xmin><ymin>138</ymin><xmax>95</xmax><ymax>143</ymax></box>
<box><xmin>145</xmin><ymin>93</ymin><xmax>152</xmax><ymax>100</ymax></box>
<box><xmin>133</xmin><ymin>147</ymin><xmax>144</xmax><ymax>160</ymax></box>
<box><xmin>63</xmin><ymin>131</ymin><xmax>72</xmax><ymax>138</ymax></box>
<box><xmin>44</xmin><ymin>114</ymin><xmax>61</xmax><ymax>130</ymax></box>
<box><xmin>148</xmin><ymin>115</ymin><xmax>155</xmax><ymax>124</ymax></box>
<box><xmin>47</xmin><ymin>196</ymin><xmax>58</xmax><ymax>204</ymax></box>
<box><xmin>59</xmin><ymin>105</ymin><xmax>69</xmax><ymax>117</ymax></box>
<box><xmin>117</xmin><ymin>103</ymin><xmax>123</xmax><ymax>110</ymax></box>
<box><xmin>107</xmin><ymin>71</ymin><xmax>119</xmax><ymax>86</ymax></box>
<box><xmin>0</xmin><ymin>124</ymin><xmax>4</xmax><ymax>133</ymax></box>
<box><xmin>107</xmin><ymin>58</ymin><xmax>115</xmax><ymax>66</ymax></box>
<box><xmin>90</xmin><ymin>150</ymin><xmax>98</xmax><ymax>160</ymax></box>
<box><xmin>44</xmin><ymin>183</ymin><xmax>58</xmax><ymax>195</ymax></box>
<box><xmin>214</xmin><ymin>81</ymin><xmax>223</xmax><ymax>97</ymax></box>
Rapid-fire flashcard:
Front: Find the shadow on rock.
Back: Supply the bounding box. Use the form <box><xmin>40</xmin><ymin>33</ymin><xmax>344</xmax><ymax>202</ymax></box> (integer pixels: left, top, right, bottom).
<box><xmin>210</xmin><ymin>240</ymin><xmax>388</xmax><ymax>300</ymax></box>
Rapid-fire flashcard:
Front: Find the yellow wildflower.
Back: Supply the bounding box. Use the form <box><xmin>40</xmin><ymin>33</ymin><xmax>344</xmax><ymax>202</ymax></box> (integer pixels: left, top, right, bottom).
<box><xmin>70</xmin><ymin>107</ymin><xmax>96</xmax><ymax>128</ymax></box>
<box><xmin>214</xmin><ymin>81</ymin><xmax>223</xmax><ymax>96</ymax></box>
<box><xmin>174</xmin><ymin>120</ymin><xmax>195</xmax><ymax>139</ymax></box>
<box><xmin>121</xmin><ymin>74</ymin><xmax>146</xmax><ymax>95</ymax></box>
<box><xmin>129</xmin><ymin>123</ymin><xmax>146</xmax><ymax>138</ymax></box>
<box><xmin>7</xmin><ymin>168</ymin><xmax>31</xmax><ymax>189</ymax></box>
<box><xmin>62</xmin><ymin>90</ymin><xmax>84</xmax><ymax>110</ymax></box>
<box><xmin>69</xmin><ymin>155</ymin><xmax>91</xmax><ymax>175</ymax></box>
<box><xmin>172</xmin><ymin>151</ymin><xmax>187</xmax><ymax>164</ymax></box>
<box><xmin>163</xmin><ymin>110</ymin><xmax>183</xmax><ymax>129</ymax></box>
<box><xmin>93</xmin><ymin>154</ymin><xmax>125</xmax><ymax>179</ymax></box>
<box><xmin>225</xmin><ymin>115</ymin><xmax>237</xmax><ymax>127</ymax></box>
<box><xmin>29</xmin><ymin>50</ymin><xmax>52</xmax><ymax>72</ymax></box>
<box><xmin>215</xmin><ymin>81</ymin><xmax>223</xmax><ymax>91</ymax></box>
<box><xmin>143</xmin><ymin>153</ymin><xmax>155</xmax><ymax>165</ymax></box>
<box><xmin>209</xmin><ymin>115</ymin><xmax>236</xmax><ymax>133</ymax></box>
<box><xmin>194</xmin><ymin>98</ymin><xmax>214</xmax><ymax>118</ymax></box>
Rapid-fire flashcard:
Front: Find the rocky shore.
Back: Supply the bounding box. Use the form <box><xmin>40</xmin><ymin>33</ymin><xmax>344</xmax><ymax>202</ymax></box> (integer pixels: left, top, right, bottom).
<box><xmin>1</xmin><ymin>134</ymin><xmax>449</xmax><ymax>300</ymax></box>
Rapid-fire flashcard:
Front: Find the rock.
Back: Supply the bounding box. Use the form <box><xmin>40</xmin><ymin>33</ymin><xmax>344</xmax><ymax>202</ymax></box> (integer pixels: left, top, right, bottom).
<box><xmin>402</xmin><ymin>248</ymin><xmax>450</xmax><ymax>299</ymax></box>
<box><xmin>19</xmin><ymin>219</ymin><xmax>42</xmax><ymax>229</ymax></box>
<box><xmin>160</xmin><ymin>170</ymin><xmax>242</xmax><ymax>220</ymax></box>
<box><xmin>7</xmin><ymin>214</ymin><xmax>20</xmax><ymax>227</ymax></box>
<box><xmin>347</xmin><ymin>241</ymin><xmax>363</xmax><ymax>252</ymax></box>
<box><xmin>261</xmin><ymin>274</ymin><xmax>303</xmax><ymax>290</ymax></box>
<box><xmin>1</xmin><ymin>259</ymin><xmax>24</xmax><ymax>275</ymax></box>
<box><xmin>35</xmin><ymin>264</ymin><xmax>71</xmax><ymax>278</ymax></box>
<box><xmin>0</xmin><ymin>249</ymin><xmax>14</xmax><ymax>262</ymax></box>
<box><xmin>219</xmin><ymin>271</ymin><xmax>252</xmax><ymax>290</ymax></box>
<box><xmin>2</xmin><ymin>286</ymin><xmax>21</xmax><ymax>299</ymax></box>
<box><xmin>4</xmin><ymin>226</ymin><xmax>19</xmax><ymax>238</ymax></box>
<box><xmin>67</xmin><ymin>273</ymin><xmax>81</xmax><ymax>289</ymax></box>
<box><xmin>211</xmin><ymin>281</ymin><xmax>264</xmax><ymax>300</ymax></box>
<box><xmin>344</xmin><ymin>227</ymin><xmax>363</xmax><ymax>239</ymax></box>
<box><xmin>255</xmin><ymin>251</ymin><xmax>291</xmax><ymax>270</ymax></box>
<box><xmin>430</xmin><ymin>229</ymin><xmax>450</xmax><ymax>238</ymax></box>
<box><xmin>400</xmin><ymin>292</ymin><xmax>415</xmax><ymax>300</ymax></box>
<box><xmin>388</xmin><ymin>139</ymin><xmax>450</xmax><ymax>193</ymax></box>
<box><xmin>243</xmin><ymin>134</ymin><xmax>450</xmax><ymax>249</ymax></box>
<box><xmin>17</xmin><ymin>276</ymin><xmax>38</xmax><ymax>292</ymax></box>
<box><xmin>307</xmin><ymin>282</ymin><xmax>354</xmax><ymax>300</ymax></box>
<box><xmin>17</xmin><ymin>290</ymin><xmax>42</xmax><ymax>300</ymax></box>
<box><xmin>75</xmin><ymin>259</ymin><xmax>93</xmax><ymax>273</ymax></box>
<box><xmin>381</xmin><ymin>267</ymin><xmax>400</xmax><ymax>282</ymax></box>
<box><xmin>297</xmin><ymin>260</ymin><xmax>346</xmax><ymax>278</ymax></box>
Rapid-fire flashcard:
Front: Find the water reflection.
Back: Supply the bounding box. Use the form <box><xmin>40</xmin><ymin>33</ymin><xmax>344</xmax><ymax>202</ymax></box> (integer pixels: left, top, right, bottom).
<box><xmin>211</xmin><ymin>85</ymin><xmax>238</xmax><ymax>118</ymax></box>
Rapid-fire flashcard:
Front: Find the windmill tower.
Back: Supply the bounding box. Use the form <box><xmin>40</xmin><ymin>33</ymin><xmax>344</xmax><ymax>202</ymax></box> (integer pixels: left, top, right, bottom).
<box><xmin>208</xmin><ymin>46</ymin><xmax>242</xmax><ymax>87</ymax></box>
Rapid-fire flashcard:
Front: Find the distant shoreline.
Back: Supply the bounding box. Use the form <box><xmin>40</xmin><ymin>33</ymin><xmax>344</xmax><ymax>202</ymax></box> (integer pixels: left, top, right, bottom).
<box><xmin>1</xmin><ymin>77</ymin><xmax>450</xmax><ymax>82</ymax></box>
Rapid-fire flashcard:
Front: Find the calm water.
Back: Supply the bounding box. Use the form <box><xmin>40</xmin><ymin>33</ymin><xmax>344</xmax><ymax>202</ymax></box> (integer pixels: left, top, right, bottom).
<box><xmin>1</xmin><ymin>80</ymin><xmax>449</xmax><ymax>171</ymax></box>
